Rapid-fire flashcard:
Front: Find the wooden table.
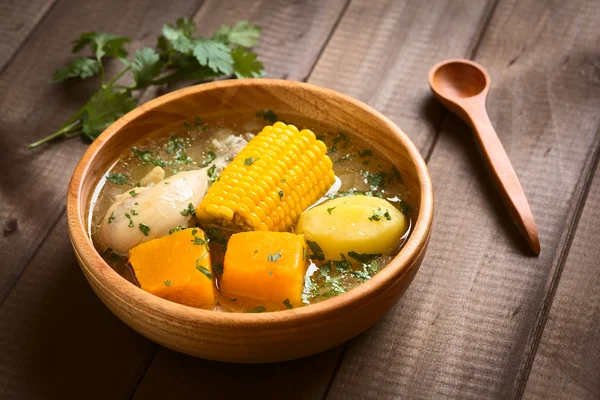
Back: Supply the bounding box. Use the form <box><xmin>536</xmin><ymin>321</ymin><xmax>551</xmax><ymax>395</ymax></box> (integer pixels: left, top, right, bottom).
<box><xmin>1</xmin><ymin>0</ymin><xmax>599</xmax><ymax>398</ymax></box>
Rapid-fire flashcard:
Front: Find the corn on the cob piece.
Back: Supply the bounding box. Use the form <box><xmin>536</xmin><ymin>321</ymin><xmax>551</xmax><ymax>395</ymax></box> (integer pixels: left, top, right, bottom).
<box><xmin>196</xmin><ymin>121</ymin><xmax>335</xmax><ymax>232</ymax></box>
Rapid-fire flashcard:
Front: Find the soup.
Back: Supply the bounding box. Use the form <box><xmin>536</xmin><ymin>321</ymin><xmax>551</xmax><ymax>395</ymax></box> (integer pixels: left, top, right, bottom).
<box><xmin>90</xmin><ymin>111</ymin><xmax>412</xmax><ymax>312</ymax></box>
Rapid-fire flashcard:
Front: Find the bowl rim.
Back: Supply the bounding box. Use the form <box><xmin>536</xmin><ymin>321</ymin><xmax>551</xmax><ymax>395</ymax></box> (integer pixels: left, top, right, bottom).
<box><xmin>67</xmin><ymin>78</ymin><xmax>433</xmax><ymax>328</ymax></box>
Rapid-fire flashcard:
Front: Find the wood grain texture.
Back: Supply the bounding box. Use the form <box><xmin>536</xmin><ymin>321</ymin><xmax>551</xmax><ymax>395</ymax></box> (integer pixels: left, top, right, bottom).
<box><xmin>0</xmin><ymin>0</ymin><xmax>205</xmax><ymax>303</ymax></box>
<box><xmin>0</xmin><ymin>0</ymin><xmax>57</xmax><ymax>72</ymax></box>
<box><xmin>308</xmin><ymin>0</ymin><xmax>498</xmax><ymax>153</ymax></box>
<box><xmin>327</xmin><ymin>0</ymin><xmax>600</xmax><ymax>398</ymax></box>
<box><xmin>524</xmin><ymin>157</ymin><xmax>600</xmax><ymax>399</ymax></box>
<box><xmin>0</xmin><ymin>218</ymin><xmax>155</xmax><ymax>399</ymax></box>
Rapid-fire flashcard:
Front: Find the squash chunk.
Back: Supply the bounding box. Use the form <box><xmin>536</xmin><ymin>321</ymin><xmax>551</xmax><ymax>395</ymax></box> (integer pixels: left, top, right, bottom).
<box><xmin>221</xmin><ymin>232</ymin><xmax>308</xmax><ymax>309</ymax></box>
<box><xmin>129</xmin><ymin>228</ymin><xmax>215</xmax><ymax>308</ymax></box>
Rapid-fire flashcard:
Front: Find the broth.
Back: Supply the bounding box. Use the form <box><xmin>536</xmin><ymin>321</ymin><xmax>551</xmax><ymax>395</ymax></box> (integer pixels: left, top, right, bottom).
<box><xmin>90</xmin><ymin>111</ymin><xmax>413</xmax><ymax>312</ymax></box>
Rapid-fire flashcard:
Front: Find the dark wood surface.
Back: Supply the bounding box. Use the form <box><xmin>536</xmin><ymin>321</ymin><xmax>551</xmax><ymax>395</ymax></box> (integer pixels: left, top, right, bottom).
<box><xmin>1</xmin><ymin>0</ymin><xmax>598</xmax><ymax>398</ymax></box>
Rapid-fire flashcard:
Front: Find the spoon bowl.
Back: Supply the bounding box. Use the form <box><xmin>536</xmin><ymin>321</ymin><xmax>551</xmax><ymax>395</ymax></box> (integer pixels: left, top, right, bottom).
<box><xmin>428</xmin><ymin>59</ymin><xmax>540</xmax><ymax>255</ymax></box>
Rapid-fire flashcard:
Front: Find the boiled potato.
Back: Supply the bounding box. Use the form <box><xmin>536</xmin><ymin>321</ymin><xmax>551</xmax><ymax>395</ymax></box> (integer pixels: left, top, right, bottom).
<box><xmin>296</xmin><ymin>195</ymin><xmax>407</xmax><ymax>261</ymax></box>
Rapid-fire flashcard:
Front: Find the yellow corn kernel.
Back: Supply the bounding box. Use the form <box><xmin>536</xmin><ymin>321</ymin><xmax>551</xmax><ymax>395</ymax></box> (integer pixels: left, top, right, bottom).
<box><xmin>197</xmin><ymin>122</ymin><xmax>335</xmax><ymax>232</ymax></box>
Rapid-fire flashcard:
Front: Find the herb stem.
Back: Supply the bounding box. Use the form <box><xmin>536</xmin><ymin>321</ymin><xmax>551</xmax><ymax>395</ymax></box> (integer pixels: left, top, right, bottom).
<box><xmin>107</xmin><ymin>65</ymin><xmax>131</xmax><ymax>86</ymax></box>
<box><xmin>28</xmin><ymin>119</ymin><xmax>82</xmax><ymax>149</ymax></box>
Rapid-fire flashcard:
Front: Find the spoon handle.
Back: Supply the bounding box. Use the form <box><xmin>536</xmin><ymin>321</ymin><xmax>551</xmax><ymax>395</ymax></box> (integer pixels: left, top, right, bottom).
<box><xmin>464</xmin><ymin>101</ymin><xmax>540</xmax><ymax>255</ymax></box>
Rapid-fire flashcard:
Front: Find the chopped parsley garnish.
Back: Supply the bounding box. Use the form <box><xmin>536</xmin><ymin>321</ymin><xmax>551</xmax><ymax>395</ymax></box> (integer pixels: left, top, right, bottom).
<box><xmin>362</xmin><ymin>160</ymin><xmax>370</xmax><ymax>165</ymax></box>
<box><xmin>124</xmin><ymin>212</ymin><xmax>134</xmax><ymax>227</ymax></box>
<box><xmin>306</xmin><ymin>240</ymin><xmax>325</xmax><ymax>260</ymax></box>
<box><xmin>267</xmin><ymin>253</ymin><xmax>282</xmax><ymax>262</ymax></box>
<box><xmin>358</xmin><ymin>149</ymin><xmax>374</xmax><ymax>158</ymax></box>
<box><xmin>174</xmin><ymin>154</ymin><xmax>193</xmax><ymax>164</ymax></box>
<box><xmin>315</xmin><ymin>134</ymin><xmax>326</xmax><ymax>141</ymax></box>
<box><xmin>183</xmin><ymin>117</ymin><xmax>204</xmax><ymax>132</ymax></box>
<box><xmin>206</xmin><ymin>228</ymin><xmax>227</xmax><ymax>245</ymax></box>
<box><xmin>327</xmin><ymin>188</ymin><xmax>384</xmax><ymax>199</ymax></box>
<box><xmin>332</xmin><ymin>132</ymin><xmax>349</xmax><ymax>147</ymax></box>
<box><xmin>280</xmin><ymin>178</ymin><xmax>286</xmax><ymax>183</ymax></box>
<box><xmin>164</xmin><ymin>280</ymin><xmax>173</xmax><ymax>287</ymax></box>
<box><xmin>244</xmin><ymin>156</ymin><xmax>259</xmax><ymax>165</ymax></box>
<box><xmin>181</xmin><ymin>203</ymin><xmax>196</xmax><ymax>216</ymax></box>
<box><xmin>131</xmin><ymin>146</ymin><xmax>167</xmax><ymax>167</ymax></box>
<box><xmin>352</xmin><ymin>261</ymin><xmax>379</xmax><ymax>281</ymax></box>
<box><xmin>106</xmin><ymin>173</ymin><xmax>128</xmax><ymax>185</ymax></box>
<box><xmin>278</xmin><ymin>190</ymin><xmax>284</xmax><ymax>199</ymax></box>
<box><xmin>196</xmin><ymin>261</ymin><xmax>213</xmax><ymax>280</ymax></box>
<box><xmin>129</xmin><ymin>190</ymin><xmax>138</xmax><ymax>197</ymax></box>
<box><xmin>254</xmin><ymin>249</ymin><xmax>259</xmax><ymax>253</ymax></box>
<box><xmin>191</xmin><ymin>228</ymin><xmax>198</xmax><ymax>235</ymax></box>
<box><xmin>212</xmin><ymin>262</ymin><xmax>224</xmax><ymax>275</ymax></box>
<box><xmin>333</xmin><ymin>254</ymin><xmax>352</xmax><ymax>272</ymax></box>
<box><xmin>167</xmin><ymin>136</ymin><xmax>185</xmax><ymax>154</ymax></box>
<box><xmin>207</xmin><ymin>164</ymin><xmax>220</xmax><ymax>182</ymax></box>
<box><xmin>256</xmin><ymin>109</ymin><xmax>278</xmax><ymax>123</ymax></box>
<box><xmin>246</xmin><ymin>306</ymin><xmax>266</xmax><ymax>313</ymax></box>
<box><xmin>192</xmin><ymin>236</ymin><xmax>208</xmax><ymax>246</ymax></box>
<box><xmin>169</xmin><ymin>225</ymin><xmax>185</xmax><ymax>234</ymax></box>
<box><xmin>302</xmin><ymin>247</ymin><xmax>308</xmax><ymax>261</ymax></box>
<box><xmin>231</xmin><ymin>298</ymin><xmax>237</xmax><ymax>302</ymax></box>
<box><xmin>368</xmin><ymin>207</ymin><xmax>391</xmax><ymax>222</ymax></box>
<box><xmin>361</xmin><ymin>170</ymin><xmax>387</xmax><ymax>187</ymax></box>
<box><xmin>335</xmin><ymin>154</ymin><xmax>353</xmax><ymax>163</ymax></box>
<box><xmin>102</xmin><ymin>247</ymin><xmax>121</xmax><ymax>262</ymax></box>
<box><xmin>200</xmin><ymin>151</ymin><xmax>216</xmax><ymax>167</ymax></box>
<box><xmin>283</xmin><ymin>298</ymin><xmax>293</xmax><ymax>309</ymax></box>
<box><xmin>130</xmin><ymin>209</ymin><xmax>138</xmax><ymax>216</ymax></box>
<box><xmin>322</xmin><ymin>277</ymin><xmax>346</xmax><ymax>297</ymax></box>
<box><xmin>268</xmin><ymin>270</ymin><xmax>273</xmax><ymax>276</ymax></box>
<box><xmin>327</xmin><ymin>207</ymin><xmax>336</xmax><ymax>214</ymax></box>
<box><xmin>348</xmin><ymin>251</ymin><xmax>382</xmax><ymax>264</ymax></box>
<box><xmin>108</xmin><ymin>211</ymin><xmax>116</xmax><ymax>224</ymax></box>
<box><xmin>138</xmin><ymin>223</ymin><xmax>150</xmax><ymax>236</ymax></box>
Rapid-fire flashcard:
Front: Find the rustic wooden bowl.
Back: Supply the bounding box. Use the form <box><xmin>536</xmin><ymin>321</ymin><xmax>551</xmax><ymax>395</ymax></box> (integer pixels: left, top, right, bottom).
<box><xmin>67</xmin><ymin>79</ymin><xmax>433</xmax><ymax>363</ymax></box>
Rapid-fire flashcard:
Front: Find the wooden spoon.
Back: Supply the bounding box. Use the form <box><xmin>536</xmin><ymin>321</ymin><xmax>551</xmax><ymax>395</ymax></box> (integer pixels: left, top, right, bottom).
<box><xmin>428</xmin><ymin>59</ymin><xmax>540</xmax><ymax>255</ymax></box>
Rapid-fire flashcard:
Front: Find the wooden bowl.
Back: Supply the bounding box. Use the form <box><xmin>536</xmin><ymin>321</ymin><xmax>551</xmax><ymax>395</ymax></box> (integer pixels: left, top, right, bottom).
<box><xmin>67</xmin><ymin>79</ymin><xmax>433</xmax><ymax>363</ymax></box>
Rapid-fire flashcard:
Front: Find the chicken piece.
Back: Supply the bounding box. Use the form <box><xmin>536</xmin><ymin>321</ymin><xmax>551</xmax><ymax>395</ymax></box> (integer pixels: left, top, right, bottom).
<box><xmin>98</xmin><ymin>170</ymin><xmax>209</xmax><ymax>253</ymax></box>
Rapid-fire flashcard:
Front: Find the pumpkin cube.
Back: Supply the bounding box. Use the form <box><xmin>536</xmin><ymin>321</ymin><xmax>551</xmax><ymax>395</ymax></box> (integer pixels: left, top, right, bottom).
<box><xmin>129</xmin><ymin>228</ymin><xmax>215</xmax><ymax>308</ymax></box>
<box><xmin>221</xmin><ymin>232</ymin><xmax>308</xmax><ymax>310</ymax></box>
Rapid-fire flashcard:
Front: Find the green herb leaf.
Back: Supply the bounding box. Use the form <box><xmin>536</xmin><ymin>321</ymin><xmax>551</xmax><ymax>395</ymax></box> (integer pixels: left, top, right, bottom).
<box><xmin>201</xmin><ymin>151</ymin><xmax>216</xmax><ymax>167</ymax></box>
<box><xmin>192</xmin><ymin>38</ymin><xmax>233</xmax><ymax>75</ymax></box>
<box><xmin>347</xmin><ymin>251</ymin><xmax>382</xmax><ymax>264</ymax></box>
<box><xmin>169</xmin><ymin>225</ymin><xmax>185</xmax><ymax>234</ymax></box>
<box><xmin>212</xmin><ymin>262</ymin><xmax>224</xmax><ymax>275</ymax></box>
<box><xmin>81</xmin><ymin>87</ymin><xmax>136</xmax><ymax>140</ymax></box>
<box><xmin>196</xmin><ymin>262</ymin><xmax>213</xmax><ymax>280</ymax></box>
<box><xmin>358</xmin><ymin>149</ymin><xmax>374</xmax><ymax>158</ymax></box>
<box><xmin>181</xmin><ymin>203</ymin><xmax>196</xmax><ymax>216</ymax></box>
<box><xmin>72</xmin><ymin>32</ymin><xmax>130</xmax><ymax>61</ymax></box>
<box><xmin>400</xmin><ymin>201</ymin><xmax>411</xmax><ymax>215</ymax></box>
<box><xmin>191</xmin><ymin>228</ymin><xmax>198</xmax><ymax>235</ymax></box>
<box><xmin>106</xmin><ymin>173</ymin><xmax>128</xmax><ymax>185</ymax></box>
<box><xmin>164</xmin><ymin>280</ymin><xmax>173</xmax><ymax>286</ymax></box>
<box><xmin>361</xmin><ymin>170</ymin><xmax>387</xmax><ymax>187</ymax></box>
<box><xmin>52</xmin><ymin>57</ymin><xmax>101</xmax><ymax>82</ymax></box>
<box><xmin>244</xmin><ymin>156</ymin><xmax>259</xmax><ymax>165</ymax></box>
<box><xmin>333</xmin><ymin>254</ymin><xmax>352</xmax><ymax>272</ymax></box>
<box><xmin>278</xmin><ymin>190</ymin><xmax>284</xmax><ymax>199</ymax></box>
<box><xmin>125</xmin><ymin>212</ymin><xmax>134</xmax><ymax>227</ymax></box>
<box><xmin>327</xmin><ymin>206</ymin><xmax>336</xmax><ymax>214</ymax></box>
<box><xmin>268</xmin><ymin>253</ymin><xmax>282</xmax><ymax>262</ymax></box>
<box><xmin>306</xmin><ymin>240</ymin><xmax>325</xmax><ymax>260</ymax></box>
<box><xmin>207</xmin><ymin>164</ymin><xmax>220</xmax><ymax>182</ymax></box>
<box><xmin>129</xmin><ymin>190</ymin><xmax>138</xmax><ymax>197</ymax></box>
<box><xmin>107</xmin><ymin>211</ymin><xmax>116</xmax><ymax>224</ymax></box>
<box><xmin>138</xmin><ymin>223</ymin><xmax>150</xmax><ymax>236</ymax></box>
<box><xmin>206</xmin><ymin>228</ymin><xmax>227</xmax><ymax>246</ymax></box>
<box><xmin>368</xmin><ymin>207</ymin><xmax>391</xmax><ymax>222</ymax></box>
<box><xmin>268</xmin><ymin>270</ymin><xmax>273</xmax><ymax>276</ymax></box>
<box><xmin>246</xmin><ymin>306</ymin><xmax>266</xmax><ymax>313</ymax></box>
<box><xmin>256</xmin><ymin>110</ymin><xmax>277</xmax><ymax>123</ymax></box>
<box><xmin>231</xmin><ymin>47</ymin><xmax>264</xmax><ymax>78</ymax></box>
<box><xmin>192</xmin><ymin>236</ymin><xmax>207</xmax><ymax>246</ymax></box>
<box><xmin>130</xmin><ymin>209</ymin><xmax>138</xmax><ymax>216</ymax></box>
<box><xmin>131</xmin><ymin>48</ymin><xmax>162</xmax><ymax>88</ymax></box>
<box><xmin>283</xmin><ymin>298</ymin><xmax>293</xmax><ymax>309</ymax></box>
<box><xmin>214</xmin><ymin>20</ymin><xmax>261</xmax><ymax>47</ymax></box>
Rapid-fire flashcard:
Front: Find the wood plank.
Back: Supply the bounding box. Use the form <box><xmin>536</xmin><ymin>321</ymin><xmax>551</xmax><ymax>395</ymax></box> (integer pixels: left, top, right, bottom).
<box><xmin>0</xmin><ymin>0</ymin><xmax>57</xmax><ymax>72</ymax></box>
<box><xmin>524</xmin><ymin>157</ymin><xmax>600</xmax><ymax>399</ymax></box>
<box><xmin>0</xmin><ymin>217</ymin><xmax>156</xmax><ymax>399</ymax></box>
<box><xmin>0</xmin><ymin>0</ymin><xmax>206</xmax><ymax>303</ymax></box>
<box><xmin>326</xmin><ymin>0</ymin><xmax>600</xmax><ymax>398</ymax></box>
<box><xmin>308</xmin><ymin>0</ymin><xmax>498</xmax><ymax>152</ymax></box>
<box><xmin>131</xmin><ymin>0</ymin><xmax>497</xmax><ymax>398</ymax></box>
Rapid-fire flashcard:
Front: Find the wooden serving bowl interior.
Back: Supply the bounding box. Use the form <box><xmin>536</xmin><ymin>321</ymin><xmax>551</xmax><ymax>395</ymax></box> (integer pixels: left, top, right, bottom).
<box><xmin>67</xmin><ymin>79</ymin><xmax>433</xmax><ymax>363</ymax></box>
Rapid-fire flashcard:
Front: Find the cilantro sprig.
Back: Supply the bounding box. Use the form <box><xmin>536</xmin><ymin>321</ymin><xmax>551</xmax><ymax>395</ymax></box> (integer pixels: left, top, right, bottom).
<box><xmin>29</xmin><ymin>19</ymin><xmax>264</xmax><ymax>149</ymax></box>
